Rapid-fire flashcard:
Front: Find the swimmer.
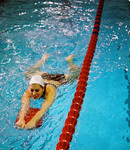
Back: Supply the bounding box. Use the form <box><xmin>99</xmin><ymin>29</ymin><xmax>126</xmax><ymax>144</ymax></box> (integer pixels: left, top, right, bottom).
<box><xmin>15</xmin><ymin>54</ymin><xmax>80</xmax><ymax>129</ymax></box>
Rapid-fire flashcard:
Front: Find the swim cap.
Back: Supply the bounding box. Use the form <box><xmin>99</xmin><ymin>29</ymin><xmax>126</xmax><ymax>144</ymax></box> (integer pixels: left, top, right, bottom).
<box><xmin>29</xmin><ymin>75</ymin><xmax>44</xmax><ymax>87</ymax></box>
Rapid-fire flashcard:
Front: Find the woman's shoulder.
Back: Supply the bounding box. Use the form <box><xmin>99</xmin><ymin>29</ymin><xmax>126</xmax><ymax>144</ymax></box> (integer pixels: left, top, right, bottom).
<box><xmin>44</xmin><ymin>84</ymin><xmax>57</xmax><ymax>100</ymax></box>
<box><xmin>46</xmin><ymin>83</ymin><xmax>56</xmax><ymax>89</ymax></box>
<box><xmin>45</xmin><ymin>83</ymin><xmax>57</xmax><ymax>93</ymax></box>
<box><xmin>24</xmin><ymin>89</ymin><xmax>30</xmax><ymax>95</ymax></box>
<box><xmin>22</xmin><ymin>89</ymin><xmax>31</xmax><ymax>99</ymax></box>
<box><xmin>21</xmin><ymin>89</ymin><xmax>31</xmax><ymax>102</ymax></box>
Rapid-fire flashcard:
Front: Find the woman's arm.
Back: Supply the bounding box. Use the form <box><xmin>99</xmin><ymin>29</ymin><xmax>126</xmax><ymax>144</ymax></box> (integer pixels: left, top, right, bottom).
<box><xmin>25</xmin><ymin>85</ymin><xmax>56</xmax><ymax>129</ymax></box>
<box><xmin>15</xmin><ymin>89</ymin><xmax>31</xmax><ymax>128</ymax></box>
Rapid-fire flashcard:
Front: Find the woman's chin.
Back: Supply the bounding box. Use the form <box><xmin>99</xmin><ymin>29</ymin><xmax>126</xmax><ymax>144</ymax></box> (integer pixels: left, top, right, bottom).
<box><xmin>33</xmin><ymin>97</ymin><xmax>38</xmax><ymax>100</ymax></box>
<box><xmin>32</xmin><ymin>95</ymin><xmax>41</xmax><ymax>100</ymax></box>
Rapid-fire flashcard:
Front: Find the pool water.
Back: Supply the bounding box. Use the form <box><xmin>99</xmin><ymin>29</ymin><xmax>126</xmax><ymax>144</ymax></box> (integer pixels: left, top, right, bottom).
<box><xmin>0</xmin><ymin>0</ymin><xmax>130</xmax><ymax>149</ymax></box>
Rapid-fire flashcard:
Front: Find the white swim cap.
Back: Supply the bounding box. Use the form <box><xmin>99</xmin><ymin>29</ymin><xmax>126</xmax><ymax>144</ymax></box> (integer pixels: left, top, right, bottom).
<box><xmin>29</xmin><ymin>75</ymin><xmax>44</xmax><ymax>87</ymax></box>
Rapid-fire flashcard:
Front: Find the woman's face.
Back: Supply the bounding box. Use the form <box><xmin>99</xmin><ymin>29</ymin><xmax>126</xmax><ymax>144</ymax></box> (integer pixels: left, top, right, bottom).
<box><xmin>29</xmin><ymin>84</ymin><xmax>44</xmax><ymax>100</ymax></box>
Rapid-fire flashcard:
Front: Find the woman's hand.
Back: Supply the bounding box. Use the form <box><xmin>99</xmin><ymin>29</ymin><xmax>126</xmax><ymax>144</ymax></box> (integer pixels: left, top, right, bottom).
<box><xmin>15</xmin><ymin>119</ymin><xmax>36</xmax><ymax>130</ymax></box>
<box><xmin>25</xmin><ymin>120</ymin><xmax>36</xmax><ymax>130</ymax></box>
<box><xmin>15</xmin><ymin>119</ymin><xmax>25</xmax><ymax>129</ymax></box>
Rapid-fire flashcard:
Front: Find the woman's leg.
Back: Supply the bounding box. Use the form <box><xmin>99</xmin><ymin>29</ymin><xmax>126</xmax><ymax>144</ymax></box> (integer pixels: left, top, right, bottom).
<box><xmin>66</xmin><ymin>54</ymin><xmax>80</xmax><ymax>72</ymax></box>
<box><xmin>65</xmin><ymin>54</ymin><xmax>80</xmax><ymax>82</ymax></box>
<box><xmin>24</xmin><ymin>54</ymin><xmax>49</xmax><ymax>80</ymax></box>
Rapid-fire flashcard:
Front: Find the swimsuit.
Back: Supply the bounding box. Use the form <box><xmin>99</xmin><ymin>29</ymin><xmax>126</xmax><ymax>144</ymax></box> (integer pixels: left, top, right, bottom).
<box><xmin>41</xmin><ymin>73</ymin><xmax>67</xmax><ymax>85</ymax></box>
<box><xmin>41</xmin><ymin>83</ymin><xmax>47</xmax><ymax>99</ymax></box>
<box><xmin>40</xmin><ymin>73</ymin><xmax>67</xmax><ymax>99</ymax></box>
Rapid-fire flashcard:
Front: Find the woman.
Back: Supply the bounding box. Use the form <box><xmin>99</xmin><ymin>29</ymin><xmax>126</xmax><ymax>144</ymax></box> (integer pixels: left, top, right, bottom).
<box><xmin>15</xmin><ymin>54</ymin><xmax>80</xmax><ymax>129</ymax></box>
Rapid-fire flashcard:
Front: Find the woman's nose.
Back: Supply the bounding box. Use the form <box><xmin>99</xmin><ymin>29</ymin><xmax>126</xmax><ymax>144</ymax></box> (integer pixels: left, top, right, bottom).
<box><xmin>33</xmin><ymin>91</ymin><xmax>36</xmax><ymax>95</ymax></box>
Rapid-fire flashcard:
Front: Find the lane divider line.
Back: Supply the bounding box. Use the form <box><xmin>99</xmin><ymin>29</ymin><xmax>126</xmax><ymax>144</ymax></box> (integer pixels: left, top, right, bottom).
<box><xmin>56</xmin><ymin>0</ymin><xmax>105</xmax><ymax>149</ymax></box>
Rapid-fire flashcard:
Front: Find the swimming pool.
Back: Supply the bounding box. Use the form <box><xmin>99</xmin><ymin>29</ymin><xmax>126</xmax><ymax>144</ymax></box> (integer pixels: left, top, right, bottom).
<box><xmin>0</xmin><ymin>0</ymin><xmax>130</xmax><ymax>149</ymax></box>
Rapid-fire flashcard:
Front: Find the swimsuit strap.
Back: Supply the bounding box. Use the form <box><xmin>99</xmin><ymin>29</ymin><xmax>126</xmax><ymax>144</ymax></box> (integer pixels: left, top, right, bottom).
<box><xmin>40</xmin><ymin>83</ymin><xmax>47</xmax><ymax>99</ymax></box>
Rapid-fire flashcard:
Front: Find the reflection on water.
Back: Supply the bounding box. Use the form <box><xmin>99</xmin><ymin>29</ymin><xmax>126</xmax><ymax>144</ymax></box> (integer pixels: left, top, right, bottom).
<box><xmin>0</xmin><ymin>0</ymin><xmax>130</xmax><ymax>149</ymax></box>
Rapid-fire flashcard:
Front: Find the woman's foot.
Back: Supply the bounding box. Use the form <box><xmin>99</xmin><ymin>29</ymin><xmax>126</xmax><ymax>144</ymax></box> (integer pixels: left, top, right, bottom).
<box><xmin>66</xmin><ymin>54</ymin><xmax>80</xmax><ymax>73</ymax></box>
<box><xmin>66</xmin><ymin>54</ymin><xmax>74</xmax><ymax>65</ymax></box>
<box><xmin>41</xmin><ymin>54</ymin><xmax>49</xmax><ymax>61</ymax></box>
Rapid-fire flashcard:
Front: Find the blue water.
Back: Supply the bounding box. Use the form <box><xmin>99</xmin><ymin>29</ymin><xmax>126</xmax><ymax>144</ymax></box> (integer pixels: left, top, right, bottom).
<box><xmin>0</xmin><ymin>0</ymin><xmax>130</xmax><ymax>149</ymax></box>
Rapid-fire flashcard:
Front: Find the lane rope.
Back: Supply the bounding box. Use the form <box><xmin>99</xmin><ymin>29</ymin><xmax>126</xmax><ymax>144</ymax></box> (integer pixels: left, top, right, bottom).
<box><xmin>56</xmin><ymin>0</ymin><xmax>105</xmax><ymax>149</ymax></box>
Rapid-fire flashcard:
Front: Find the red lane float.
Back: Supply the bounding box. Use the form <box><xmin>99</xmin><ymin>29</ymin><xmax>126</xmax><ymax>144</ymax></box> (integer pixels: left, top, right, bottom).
<box><xmin>56</xmin><ymin>0</ymin><xmax>105</xmax><ymax>149</ymax></box>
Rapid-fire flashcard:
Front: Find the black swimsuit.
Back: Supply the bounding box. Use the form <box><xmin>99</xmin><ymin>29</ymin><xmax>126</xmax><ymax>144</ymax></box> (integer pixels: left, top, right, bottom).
<box><xmin>40</xmin><ymin>83</ymin><xmax>47</xmax><ymax>99</ymax></box>
<box><xmin>41</xmin><ymin>73</ymin><xmax>67</xmax><ymax>85</ymax></box>
<box><xmin>41</xmin><ymin>73</ymin><xmax>67</xmax><ymax>98</ymax></box>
